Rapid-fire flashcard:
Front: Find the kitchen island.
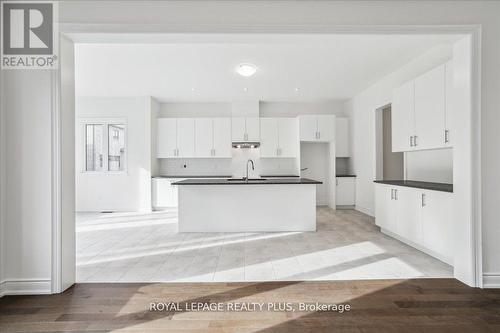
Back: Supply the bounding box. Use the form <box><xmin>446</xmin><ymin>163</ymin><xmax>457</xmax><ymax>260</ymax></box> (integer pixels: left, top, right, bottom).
<box><xmin>173</xmin><ymin>178</ymin><xmax>322</xmax><ymax>232</ymax></box>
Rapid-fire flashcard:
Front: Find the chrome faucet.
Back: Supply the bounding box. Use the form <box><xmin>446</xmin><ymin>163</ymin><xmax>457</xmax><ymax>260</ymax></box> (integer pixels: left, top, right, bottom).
<box><xmin>244</xmin><ymin>159</ymin><xmax>255</xmax><ymax>182</ymax></box>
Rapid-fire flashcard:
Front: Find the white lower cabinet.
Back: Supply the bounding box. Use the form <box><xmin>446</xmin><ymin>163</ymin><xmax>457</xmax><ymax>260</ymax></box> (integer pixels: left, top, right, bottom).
<box><xmin>421</xmin><ymin>190</ymin><xmax>453</xmax><ymax>262</ymax></box>
<box><xmin>335</xmin><ymin>177</ymin><xmax>356</xmax><ymax>206</ymax></box>
<box><xmin>375</xmin><ymin>183</ymin><xmax>453</xmax><ymax>264</ymax></box>
<box><xmin>375</xmin><ymin>184</ymin><xmax>398</xmax><ymax>233</ymax></box>
<box><xmin>152</xmin><ymin>178</ymin><xmax>183</xmax><ymax>209</ymax></box>
<box><xmin>395</xmin><ymin>187</ymin><xmax>422</xmax><ymax>244</ymax></box>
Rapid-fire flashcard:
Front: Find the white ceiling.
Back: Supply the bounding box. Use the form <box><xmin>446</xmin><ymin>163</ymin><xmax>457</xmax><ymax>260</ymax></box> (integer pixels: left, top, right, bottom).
<box><xmin>74</xmin><ymin>34</ymin><xmax>460</xmax><ymax>102</ymax></box>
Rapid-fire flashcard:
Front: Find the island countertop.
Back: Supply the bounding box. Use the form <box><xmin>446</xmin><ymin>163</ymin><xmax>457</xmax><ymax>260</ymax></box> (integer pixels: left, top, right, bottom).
<box><xmin>172</xmin><ymin>178</ymin><xmax>322</xmax><ymax>185</ymax></box>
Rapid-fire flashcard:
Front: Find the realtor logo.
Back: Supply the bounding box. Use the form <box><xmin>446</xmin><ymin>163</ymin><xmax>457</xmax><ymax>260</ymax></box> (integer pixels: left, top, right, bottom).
<box><xmin>1</xmin><ymin>1</ymin><xmax>58</xmax><ymax>69</ymax></box>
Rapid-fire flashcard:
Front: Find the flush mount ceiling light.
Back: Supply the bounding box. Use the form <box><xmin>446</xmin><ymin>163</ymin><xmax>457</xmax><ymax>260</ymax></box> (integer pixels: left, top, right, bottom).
<box><xmin>236</xmin><ymin>63</ymin><xmax>258</xmax><ymax>77</ymax></box>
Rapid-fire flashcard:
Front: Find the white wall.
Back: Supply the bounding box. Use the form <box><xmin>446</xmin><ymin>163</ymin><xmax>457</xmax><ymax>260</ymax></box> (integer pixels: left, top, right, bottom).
<box><xmin>2</xmin><ymin>0</ymin><xmax>500</xmax><ymax>294</ymax></box>
<box><xmin>150</xmin><ymin>98</ymin><xmax>161</xmax><ymax>177</ymax></box>
<box><xmin>2</xmin><ymin>70</ymin><xmax>53</xmax><ymax>294</ymax></box>
<box><xmin>260</xmin><ymin>101</ymin><xmax>346</xmax><ymax>117</ymax></box>
<box><xmin>60</xmin><ymin>36</ymin><xmax>76</xmax><ymax>291</ymax></box>
<box><xmin>75</xmin><ymin>97</ymin><xmax>153</xmax><ymax>212</ymax></box>
<box><xmin>406</xmin><ymin>149</ymin><xmax>453</xmax><ymax>183</ymax></box>
<box><xmin>345</xmin><ymin>44</ymin><xmax>453</xmax><ymax>215</ymax></box>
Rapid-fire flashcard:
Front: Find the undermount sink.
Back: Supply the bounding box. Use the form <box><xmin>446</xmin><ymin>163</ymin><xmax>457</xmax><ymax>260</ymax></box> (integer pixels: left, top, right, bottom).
<box><xmin>227</xmin><ymin>178</ymin><xmax>268</xmax><ymax>181</ymax></box>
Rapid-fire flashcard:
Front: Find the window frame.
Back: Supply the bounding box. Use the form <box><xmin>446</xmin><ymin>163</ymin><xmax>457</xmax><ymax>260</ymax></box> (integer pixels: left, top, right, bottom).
<box><xmin>80</xmin><ymin>118</ymin><xmax>128</xmax><ymax>174</ymax></box>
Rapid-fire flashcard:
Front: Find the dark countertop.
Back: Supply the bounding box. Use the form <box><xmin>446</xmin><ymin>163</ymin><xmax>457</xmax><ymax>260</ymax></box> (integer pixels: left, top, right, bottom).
<box><xmin>153</xmin><ymin>175</ymin><xmax>232</xmax><ymax>179</ymax></box>
<box><xmin>260</xmin><ymin>174</ymin><xmax>300</xmax><ymax>178</ymax></box>
<box><xmin>336</xmin><ymin>175</ymin><xmax>357</xmax><ymax>178</ymax></box>
<box><xmin>173</xmin><ymin>178</ymin><xmax>322</xmax><ymax>185</ymax></box>
<box><xmin>374</xmin><ymin>180</ymin><xmax>453</xmax><ymax>193</ymax></box>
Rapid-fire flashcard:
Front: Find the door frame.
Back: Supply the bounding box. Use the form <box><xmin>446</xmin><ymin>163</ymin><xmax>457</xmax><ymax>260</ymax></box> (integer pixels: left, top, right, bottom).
<box><xmin>52</xmin><ymin>24</ymin><xmax>482</xmax><ymax>290</ymax></box>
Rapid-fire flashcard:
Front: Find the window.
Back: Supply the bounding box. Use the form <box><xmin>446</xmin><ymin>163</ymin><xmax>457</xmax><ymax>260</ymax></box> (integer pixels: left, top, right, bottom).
<box><xmin>83</xmin><ymin>121</ymin><xmax>126</xmax><ymax>172</ymax></box>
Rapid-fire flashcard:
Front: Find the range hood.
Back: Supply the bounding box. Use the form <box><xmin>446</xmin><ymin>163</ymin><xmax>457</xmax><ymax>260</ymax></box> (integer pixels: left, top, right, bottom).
<box><xmin>232</xmin><ymin>142</ymin><xmax>260</xmax><ymax>149</ymax></box>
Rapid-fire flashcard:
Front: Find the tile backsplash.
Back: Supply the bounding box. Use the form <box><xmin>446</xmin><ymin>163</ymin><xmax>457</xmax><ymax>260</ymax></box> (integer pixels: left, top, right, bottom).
<box><xmin>159</xmin><ymin>148</ymin><xmax>299</xmax><ymax>177</ymax></box>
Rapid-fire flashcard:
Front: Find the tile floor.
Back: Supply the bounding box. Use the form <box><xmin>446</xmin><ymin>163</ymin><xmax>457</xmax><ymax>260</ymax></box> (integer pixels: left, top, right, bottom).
<box><xmin>76</xmin><ymin>207</ymin><xmax>452</xmax><ymax>282</ymax></box>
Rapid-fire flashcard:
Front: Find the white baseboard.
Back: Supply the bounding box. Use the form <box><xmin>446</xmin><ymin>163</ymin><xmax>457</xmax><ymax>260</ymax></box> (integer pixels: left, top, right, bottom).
<box><xmin>483</xmin><ymin>273</ymin><xmax>500</xmax><ymax>288</ymax></box>
<box><xmin>0</xmin><ymin>279</ymin><xmax>51</xmax><ymax>297</ymax></box>
<box><xmin>355</xmin><ymin>205</ymin><xmax>374</xmax><ymax>217</ymax></box>
<box><xmin>381</xmin><ymin>228</ymin><xmax>453</xmax><ymax>266</ymax></box>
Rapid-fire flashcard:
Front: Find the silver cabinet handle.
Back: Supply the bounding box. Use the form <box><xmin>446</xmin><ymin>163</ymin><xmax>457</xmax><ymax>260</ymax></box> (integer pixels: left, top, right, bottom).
<box><xmin>414</xmin><ymin>135</ymin><xmax>418</xmax><ymax>146</ymax></box>
<box><xmin>391</xmin><ymin>189</ymin><xmax>394</xmax><ymax>200</ymax></box>
<box><xmin>421</xmin><ymin>193</ymin><xmax>426</xmax><ymax>207</ymax></box>
<box><xmin>445</xmin><ymin>130</ymin><xmax>449</xmax><ymax>143</ymax></box>
<box><xmin>410</xmin><ymin>136</ymin><xmax>413</xmax><ymax>147</ymax></box>
<box><xmin>394</xmin><ymin>189</ymin><xmax>398</xmax><ymax>200</ymax></box>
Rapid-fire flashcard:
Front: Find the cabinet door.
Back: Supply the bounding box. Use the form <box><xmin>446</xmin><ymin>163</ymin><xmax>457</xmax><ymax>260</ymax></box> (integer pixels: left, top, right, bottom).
<box><xmin>194</xmin><ymin>118</ymin><xmax>213</xmax><ymax>158</ymax></box>
<box><xmin>444</xmin><ymin>61</ymin><xmax>453</xmax><ymax>147</ymax></box>
<box><xmin>157</xmin><ymin>118</ymin><xmax>177</xmax><ymax>158</ymax></box>
<box><xmin>260</xmin><ymin>118</ymin><xmax>278</xmax><ymax>157</ymax></box>
<box><xmin>336</xmin><ymin>177</ymin><xmax>355</xmax><ymax>206</ymax></box>
<box><xmin>335</xmin><ymin>117</ymin><xmax>350</xmax><ymax>157</ymax></box>
<box><xmin>176</xmin><ymin>118</ymin><xmax>195</xmax><ymax>157</ymax></box>
<box><xmin>317</xmin><ymin>115</ymin><xmax>335</xmax><ymax>142</ymax></box>
<box><xmin>152</xmin><ymin>178</ymin><xmax>176</xmax><ymax>208</ymax></box>
<box><xmin>213</xmin><ymin>118</ymin><xmax>232</xmax><ymax>158</ymax></box>
<box><xmin>414</xmin><ymin>64</ymin><xmax>446</xmax><ymax>150</ymax></box>
<box><xmin>231</xmin><ymin>117</ymin><xmax>246</xmax><ymax>142</ymax></box>
<box><xmin>278</xmin><ymin>118</ymin><xmax>298</xmax><ymax>158</ymax></box>
<box><xmin>392</xmin><ymin>80</ymin><xmax>415</xmax><ymax>152</ymax></box>
<box><xmin>395</xmin><ymin>187</ymin><xmax>422</xmax><ymax>244</ymax></box>
<box><xmin>299</xmin><ymin>115</ymin><xmax>317</xmax><ymax>141</ymax></box>
<box><xmin>245</xmin><ymin>117</ymin><xmax>260</xmax><ymax>142</ymax></box>
<box><xmin>422</xmin><ymin>190</ymin><xmax>453</xmax><ymax>261</ymax></box>
<box><xmin>375</xmin><ymin>184</ymin><xmax>397</xmax><ymax>233</ymax></box>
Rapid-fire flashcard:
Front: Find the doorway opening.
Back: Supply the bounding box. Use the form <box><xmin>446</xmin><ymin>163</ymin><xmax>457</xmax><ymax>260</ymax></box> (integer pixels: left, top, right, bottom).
<box><xmin>55</xmin><ymin>30</ymin><xmax>480</xmax><ymax>289</ymax></box>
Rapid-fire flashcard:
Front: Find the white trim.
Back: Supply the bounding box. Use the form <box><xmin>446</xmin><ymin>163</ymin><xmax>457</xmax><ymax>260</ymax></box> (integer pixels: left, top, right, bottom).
<box><xmin>355</xmin><ymin>205</ymin><xmax>374</xmax><ymax>217</ymax></box>
<box><xmin>381</xmin><ymin>228</ymin><xmax>453</xmax><ymax>266</ymax></box>
<box><xmin>0</xmin><ymin>279</ymin><xmax>52</xmax><ymax>297</ymax></box>
<box><xmin>53</xmin><ymin>23</ymin><xmax>483</xmax><ymax>291</ymax></box>
<box><xmin>470</xmin><ymin>28</ymin><xmax>483</xmax><ymax>289</ymax></box>
<box><xmin>483</xmin><ymin>274</ymin><xmax>500</xmax><ymax>289</ymax></box>
<box><xmin>51</xmin><ymin>69</ymin><xmax>62</xmax><ymax>294</ymax></box>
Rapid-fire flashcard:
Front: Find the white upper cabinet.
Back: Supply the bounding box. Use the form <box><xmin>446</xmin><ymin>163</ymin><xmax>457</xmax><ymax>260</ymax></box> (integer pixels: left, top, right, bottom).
<box><xmin>317</xmin><ymin>115</ymin><xmax>335</xmax><ymax>142</ymax></box>
<box><xmin>175</xmin><ymin>118</ymin><xmax>195</xmax><ymax>158</ymax></box>
<box><xmin>195</xmin><ymin>118</ymin><xmax>232</xmax><ymax>158</ymax></box>
<box><xmin>392</xmin><ymin>62</ymin><xmax>452</xmax><ymax>152</ymax></box>
<box><xmin>159</xmin><ymin>117</ymin><xmax>230</xmax><ymax>159</ymax></box>
<box><xmin>195</xmin><ymin>118</ymin><xmax>213</xmax><ymax>158</ymax></box>
<box><xmin>213</xmin><ymin>118</ymin><xmax>232</xmax><ymax>158</ymax></box>
<box><xmin>157</xmin><ymin>118</ymin><xmax>177</xmax><ymax>158</ymax></box>
<box><xmin>260</xmin><ymin>118</ymin><xmax>298</xmax><ymax>158</ymax></box>
<box><xmin>414</xmin><ymin>64</ymin><xmax>446</xmax><ymax>150</ymax></box>
<box><xmin>335</xmin><ymin>117</ymin><xmax>350</xmax><ymax>157</ymax></box>
<box><xmin>392</xmin><ymin>80</ymin><xmax>415</xmax><ymax>152</ymax></box>
<box><xmin>299</xmin><ymin>115</ymin><xmax>317</xmax><ymax>141</ymax></box>
<box><xmin>299</xmin><ymin>115</ymin><xmax>335</xmax><ymax>142</ymax></box>
<box><xmin>260</xmin><ymin>118</ymin><xmax>279</xmax><ymax>157</ymax></box>
<box><xmin>278</xmin><ymin>118</ymin><xmax>298</xmax><ymax>157</ymax></box>
<box><xmin>231</xmin><ymin>117</ymin><xmax>260</xmax><ymax>142</ymax></box>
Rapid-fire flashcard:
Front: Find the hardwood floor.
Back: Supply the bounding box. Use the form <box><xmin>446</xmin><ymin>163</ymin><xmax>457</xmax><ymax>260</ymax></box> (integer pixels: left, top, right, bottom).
<box><xmin>1</xmin><ymin>279</ymin><xmax>499</xmax><ymax>332</ymax></box>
